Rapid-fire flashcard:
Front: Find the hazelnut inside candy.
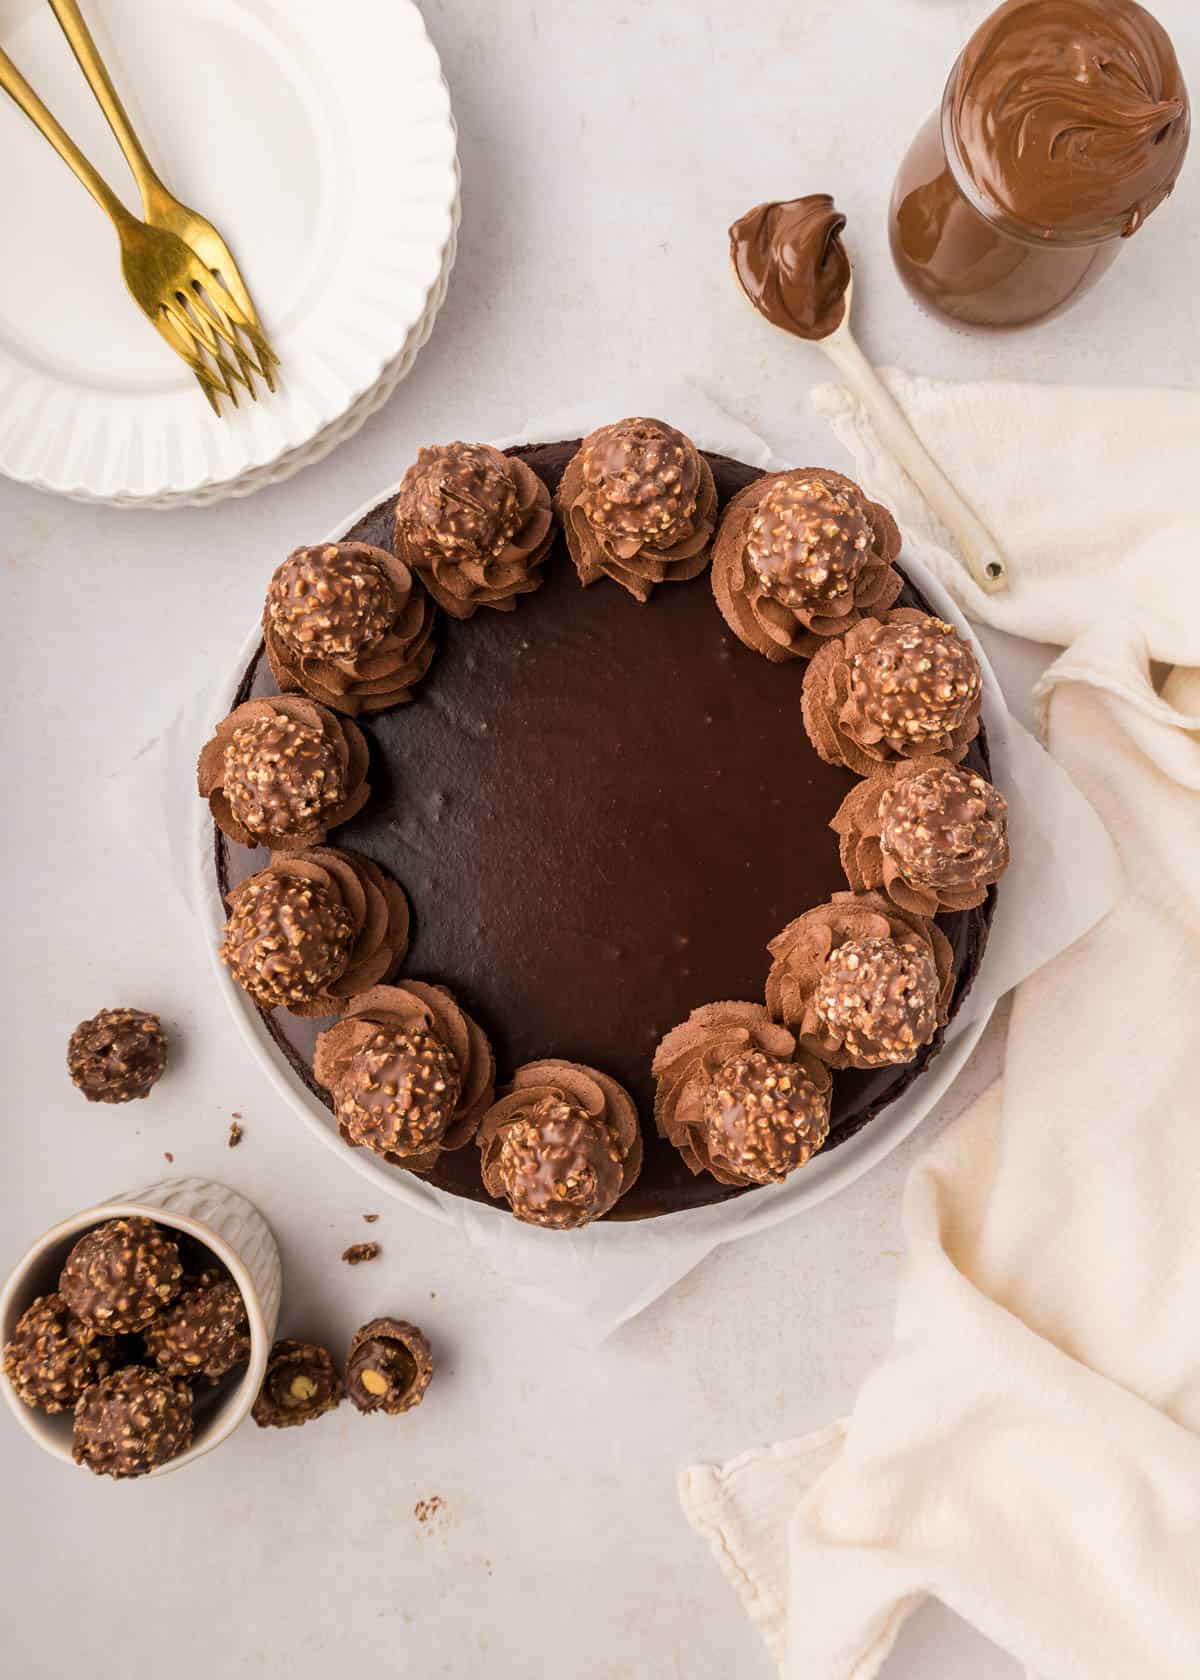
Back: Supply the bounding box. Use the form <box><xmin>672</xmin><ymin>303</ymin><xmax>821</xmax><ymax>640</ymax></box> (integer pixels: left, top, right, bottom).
<box><xmin>815</xmin><ymin>935</ymin><xmax>940</xmax><ymax>1066</ymax></box>
<box><xmin>347</xmin><ymin>1317</ymin><xmax>433</xmax><ymax>1416</ymax></box>
<box><xmin>222</xmin><ymin>714</ymin><xmax>345</xmax><ymax>838</ymax></box>
<box><xmin>252</xmin><ymin>1338</ymin><xmax>343</xmax><ymax>1428</ymax></box>
<box><xmin>745</xmin><ymin>476</ymin><xmax>871</xmax><ymax>608</ymax></box>
<box><xmin>268</xmin><ymin>546</ymin><xmax>395</xmax><ymax>659</ymax></box>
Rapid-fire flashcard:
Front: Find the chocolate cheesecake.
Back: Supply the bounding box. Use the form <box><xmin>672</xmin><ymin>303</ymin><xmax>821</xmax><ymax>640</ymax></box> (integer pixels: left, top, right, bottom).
<box><xmin>215</xmin><ymin>440</ymin><xmax>996</xmax><ymax>1220</ymax></box>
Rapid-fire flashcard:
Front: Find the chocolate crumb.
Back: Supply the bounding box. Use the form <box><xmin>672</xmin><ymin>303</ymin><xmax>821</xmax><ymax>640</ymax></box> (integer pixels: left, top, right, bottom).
<box><xmin>362</xmin><ymin>1213</ymin><xmax>380</xmax><ymax>1224</ymax></box>
<box><xmin>228</xmin><ymin>1121</ymin><xmax>244</xmax><ymax>1148</ymax></box>
<box><xmin>415</xmin><ymin>1496</ymin><xmax>444</xmax><ymax>1524</ymax></box>
<box><xmin>163</xmin><ymin>1152</ymin><xmax>174</xmax><ymax>1163</ymax></box>
<box><xmin>342</xmin><ymin>1242</ymin><xmax>381</xmax><ymax>1266</ymax></box>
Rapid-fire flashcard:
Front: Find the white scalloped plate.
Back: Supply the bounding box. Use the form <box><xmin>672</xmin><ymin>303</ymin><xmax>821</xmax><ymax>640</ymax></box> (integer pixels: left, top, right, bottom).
<box><xmin>0</xmin><ymin>0</ymin><xmax>458</xmax><ymax>504</ymax></box>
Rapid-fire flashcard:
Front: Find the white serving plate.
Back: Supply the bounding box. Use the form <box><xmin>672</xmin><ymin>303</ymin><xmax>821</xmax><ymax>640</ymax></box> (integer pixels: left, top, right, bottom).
<box><xmin>0</xmin><ymin>0</ymin><xmax>458</xmax><ymax>504</ymax></box>
<box><xmin>198</xmin><ymin>437</ymin><xmax>1011</xmax><ymax>1238</ymax></box>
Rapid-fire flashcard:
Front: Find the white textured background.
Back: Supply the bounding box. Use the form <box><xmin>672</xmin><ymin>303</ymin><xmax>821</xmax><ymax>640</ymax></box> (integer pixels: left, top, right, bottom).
<box><xmin>3</xmin><ymin>1</ymin><xmax>1199</xmax><ymax>1675</ymax></box>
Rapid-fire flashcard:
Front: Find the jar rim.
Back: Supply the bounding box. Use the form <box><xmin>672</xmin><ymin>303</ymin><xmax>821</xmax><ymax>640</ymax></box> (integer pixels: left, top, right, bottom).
<box><xmin>939</xmin><ymin>53</ymin><xmax>1134</xmax><ymax>250</ymax></box>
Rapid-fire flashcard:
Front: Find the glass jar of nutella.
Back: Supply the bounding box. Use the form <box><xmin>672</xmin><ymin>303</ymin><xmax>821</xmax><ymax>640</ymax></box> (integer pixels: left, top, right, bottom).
<box><xmin>889</xmin><ymin>0</ymin><xmax>1189</xmax><ymax>328</ymax></box>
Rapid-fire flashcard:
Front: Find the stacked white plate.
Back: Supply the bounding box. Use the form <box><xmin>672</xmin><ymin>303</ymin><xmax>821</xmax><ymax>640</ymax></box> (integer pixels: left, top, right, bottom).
<box><xmin>0</xmin><ymin>0</ymin><xmax>459</xmax><ymax>507</ymax></box>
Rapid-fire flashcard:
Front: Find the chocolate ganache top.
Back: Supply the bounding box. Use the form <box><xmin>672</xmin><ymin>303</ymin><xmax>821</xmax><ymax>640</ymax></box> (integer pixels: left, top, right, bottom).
<box><xmin>729</xmin><ymin>194</ymin><xmax>851</xmax><ymax>339</ymax></box>
<box><xmin>218</xmin><ymin>442</ymin><xmax>992</xmax><ymax>1219</ymax></box>
<box><xmin>953</xmin><ymin>0</ymin><xmax>1189</xmax><ymax>239</ymax></box>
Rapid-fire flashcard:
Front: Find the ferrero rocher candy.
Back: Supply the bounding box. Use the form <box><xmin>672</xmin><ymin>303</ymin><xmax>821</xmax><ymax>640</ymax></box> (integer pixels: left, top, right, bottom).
<box><xmin>2</xmin><ymin>1293</ymin><xmax>118</xmax><ymax>1412</ymax></box>
<box><xmin>814</xmin><ymin>936</ymin><xmax>942</xmax><ymax>1068</ymax></box>
<box><xmin>701</xmin><ymin>1050</ymin><xmax>830</xmax><ymax>1183</ymax></box>
<box><xmin>313</xmin><ymin>982</ymin><xmax>494</xmax><ymax>1172</ymax></box>
<box><xmin>60</xmin><ymin>1217</ymin><xmax>183</xmax><ymax>1334</ymax></box>
<box><xmin>832</xmin><ymin>757</ymin><xmax>1010</xmax><ymax>914</ymax></box>
<box><xmin>802</xmin><ymin>609</ymin><xmax>982</xmax><ymax>775</ymax></box>
<box><xmin>346</xmin><ymin>1318</ymin><xmax>432</xmax><ymax>1416</ymax></box>
<box><xmin>252</xmin><ymin>1339</ymin><xmax>343</xmax><ymax>1429</ymax></box>
<box><xmin>264</xmin><ymin>541</ymin><xmax>436</xmax><ymax>715</ymax></box>
<box><xmin>220</xmin><ymin>849</ymin><xmax>409</xmax><ymax>1017</ymax></box>
<box><xmin>198</xmin><ymin>696</ymin><xmax>370</xmax><ymax>852</ymax></box>
<box><xmin>711</xmin><ymin>469</ymin><xmax>902</xmax><ymax>661</ymax></box>
<box><xmin>67</xmin><ymin>1008</ymin><xmax>167</xmax><ymax>1104</ymax></box>
<box><xmin>766</xmin><ymin>893</ymin><xmax>954</xmax><ymax>1071</ymax></box>
<box><xmin>394</xmin><ymin>442</ymin><xmax>554</xmax><ymax>618</ymax></box>
<box><xmin>652</xmin><ymin>1002</ymin><xmax>831</xmax><ymax>1185</ymax></box>
<box><xmin>555</xmin><ymin>418</ymin><xmax>717</xmax><ymax>602</ymax></box>
<box><xmin>73</xmin><ymin>1366</ymin><xmax>193</xmax><ymax>1479</ymax></box>
<box><xmin>477</xmin><ymin>1060</ymin><xmax>642</xmax><ymax>1228</ymax></box>
<box><xmin>143</xmin><ymin>1272</ymin><xmax>250</xmax><ymax>1383</ymax></box>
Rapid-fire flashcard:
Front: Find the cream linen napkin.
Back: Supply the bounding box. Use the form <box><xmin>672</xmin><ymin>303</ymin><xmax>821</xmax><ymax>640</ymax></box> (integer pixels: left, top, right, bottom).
<box><xmin>680</xmin><ymin>373</ymin><xmax>1200</xmax><ymax>1680</ymax></box>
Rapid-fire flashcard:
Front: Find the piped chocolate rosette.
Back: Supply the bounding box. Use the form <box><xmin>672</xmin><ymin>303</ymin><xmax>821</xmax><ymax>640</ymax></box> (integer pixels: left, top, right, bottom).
<box><xmin>393</xmin><ymin>442</ymin><xmax>554</xmax><ymax>619</ymax></box>
<box><xmin>711</xmin><ymin>468</ymin><xmax>902</xmax><ymax>661</ymax></box>
<box><xmin>313</xmin><ymin>982</ymin><xmax>495</xmax><ymax>1172</ymax></box>
<box><xmin>832</xmin><ymin>757</ymin><xmax>1009</xmax><ymax>915</ymax></box>
<box><xmin>198</xmin><ymin>696</ymin><xmax>370</xmax><ymax>852</ymax></box>
<box><xmin>652</xmin><ymin>1002</ymin><xmax>831</xmax><ymax>1186</ymax></box>
<box><xmin>766</xmin><ymin>891</ymin><xmax>954</xmax><ymax>1071</ymax></box>
<box><xmin>555</xmin><ymin>417</ymin><xmax>717</xmax><ymax>602</ymax></box>
<box><xmin>477</xmin><ymin>1060</ymin><xmax>642</xmax><ymax>1228</ymax></box>
<box><xmin>220</xmin><ymin>849</ymin><xmax>409</xmax><ymax>1018</ymax></box>
<box><xmin>264</xmin><ymin>541</ymin><xmax>436</xmax><ymax>715</ymax></box>
<box><xmin>802</xmin><ymin>608</ymin><xmax>982</xmax><ymax>776</ymax></box>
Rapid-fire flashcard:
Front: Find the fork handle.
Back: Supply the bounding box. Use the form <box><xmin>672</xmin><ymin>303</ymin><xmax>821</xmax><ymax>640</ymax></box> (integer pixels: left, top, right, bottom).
<box><xmin>0</xmin><ymin>42</ymin><xmax>132</xmax><ymax>227</ymax></box>
<box><xmin>46</xmin><ymin>0</ymin><xmax>163</xmax><ymax>210</ymax></box>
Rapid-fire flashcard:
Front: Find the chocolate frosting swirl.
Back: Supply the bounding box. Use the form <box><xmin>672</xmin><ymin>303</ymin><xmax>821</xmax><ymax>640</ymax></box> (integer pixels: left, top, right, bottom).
<box><xmin>802</xmin><ymin>608</ymin><xmax>982</xmax><ymax>776</ymax></box>
<box><xmin>953</xmin><ymin>0</ymin><xmax>1189</xmax><ymax>239</ymax></box>
<box><xmin>198</xmin><ymin>696</ymin><xmax>370</xmax><ymax>852</ymax></box>
<box><xmin>652</xmin><ymin>1002</ymin><xmax>831</xmax><ymax>1186</ymax></box>
<box><xmin>712</xmin><ymin>468</ymin><xmax>902</xmax><ymax>661</ymax></box>
<box><xmin>766</xmin><ymin>891</ymin><xmax>954</xmax><ymax>1070</ymax></box>
<box><xmin>394</xmin><ymin>443</ymin><xmax>555</xmax><ymax>618</ymax></box>
<box><xmin>221</xmin><ymin>848</ymin><xmax>409</xmax><ymax>1018</ymax></box>
<box><xmin>313</xmin><ymin>981</ymin><xmax>495</xmax><ymax>1171</ymax></box>
<box><xmin>265</xmin><ymin>542</ymin><xmax>436</xmax><ymax>715</ymax></box>
<box><xmin>729</xmin><ymin>193</ymin><xmax>852</xmax><ymax>338</ymax></box>
<box><xmin>477</xmin><ymin>1060</ymin><xmax>642</xmax><ymax>1228</ymax></box>
<box><xmin>556</xmin><ymin>418</ymin><xmax>717</xmax><ymax>602</ymax></box>
<box><xmin>832</xmin><ymin>757</ymin><xmax>1010</xmax><ymax>914</ymax></box>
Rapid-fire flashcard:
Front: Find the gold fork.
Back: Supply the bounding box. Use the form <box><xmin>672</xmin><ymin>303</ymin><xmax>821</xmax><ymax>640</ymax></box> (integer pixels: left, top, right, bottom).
<box><xmin>46</xmin><ymin>0</ymin><xmax>278</xmax><ymax>398</ymax></box>
<box><xmin>0</xmin><ymin>45</ymin><xmax>251</xmax><ymax>413</ymax></box>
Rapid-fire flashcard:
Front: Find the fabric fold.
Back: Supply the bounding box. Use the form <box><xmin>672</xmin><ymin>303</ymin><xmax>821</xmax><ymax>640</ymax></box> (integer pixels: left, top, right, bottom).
<box><xmin>682</xmin><ymin>374</ymin><xmax>1200</xmax><ymax>1679</ymax></box>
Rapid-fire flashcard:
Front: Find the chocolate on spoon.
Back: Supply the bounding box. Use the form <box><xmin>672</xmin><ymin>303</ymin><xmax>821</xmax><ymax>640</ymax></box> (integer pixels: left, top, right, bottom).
<box><xmin>729</xmin><ymin>194</ymin><xmax>1009</xmax><ymax>595</ymax></box>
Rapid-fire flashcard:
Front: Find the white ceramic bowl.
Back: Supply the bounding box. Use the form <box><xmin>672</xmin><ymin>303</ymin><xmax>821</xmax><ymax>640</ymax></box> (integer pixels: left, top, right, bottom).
<box><xmin>0</xmin><ymin>1176</ymin><xmax>282</xmax><ymax>1478</ymax></box>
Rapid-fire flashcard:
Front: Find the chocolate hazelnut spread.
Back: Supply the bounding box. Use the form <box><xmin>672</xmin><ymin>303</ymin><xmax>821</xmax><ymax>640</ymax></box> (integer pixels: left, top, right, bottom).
<box><xmin>729</xmin><ymin>194</ymin><xmax>851</xmax><ymax>339</ymax></box>
<box><xmin>891</xmin><ymin>0</ymin><xmax>1189</xmax><ymax>326</ymax></box>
